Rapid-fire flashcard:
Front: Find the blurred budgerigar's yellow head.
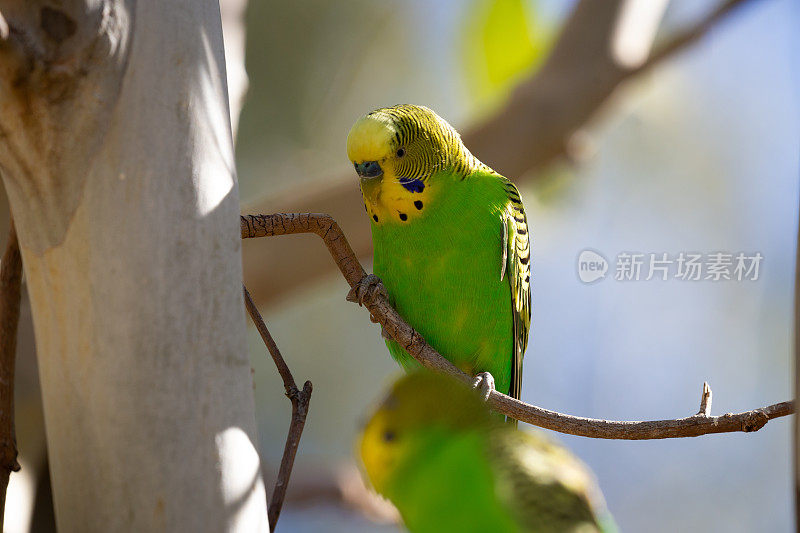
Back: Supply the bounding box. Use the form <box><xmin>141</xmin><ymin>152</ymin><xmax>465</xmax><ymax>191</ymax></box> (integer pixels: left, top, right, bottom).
<box><xmin>346</xmin><ymin>104</ymin><xmax>488</xmax><ymax>225</ymax></box>
<box><xmin>358</xmin><ymin>371</ymin><xmax>493</xmax><ymax>495</ymax></box>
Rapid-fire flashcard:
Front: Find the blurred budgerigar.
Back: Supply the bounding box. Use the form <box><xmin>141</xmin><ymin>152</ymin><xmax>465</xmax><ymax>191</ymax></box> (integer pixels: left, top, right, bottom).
<box><xmin>359</xmin><ymin>372</ymin><xmax>614</xmax><ymax>533</ymax></box>
<box><xmin>346</xmin><ymin>104</ymin><xmax>530</xmax><ymax>399</ymax></box>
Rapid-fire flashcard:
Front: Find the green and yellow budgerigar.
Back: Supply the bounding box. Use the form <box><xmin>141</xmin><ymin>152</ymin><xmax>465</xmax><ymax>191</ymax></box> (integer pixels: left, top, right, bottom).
<box><xmin>346</xmin><ymin>104</ymin><xmax>530</xmax><ymax>399</ymax></box>
<box><xmin>359</xmin><ymin>372</ymin><xmax>614</xmax><ymax>533</ymax></box>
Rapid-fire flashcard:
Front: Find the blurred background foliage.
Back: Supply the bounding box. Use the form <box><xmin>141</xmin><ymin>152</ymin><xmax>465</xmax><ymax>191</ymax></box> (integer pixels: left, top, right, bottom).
<box><xmin>461</xmin><ymin>0</ymin><xmax>552</xmax><ymax>113</ymax></box>
<box><xmin>236</xmin><ymin>0</ymin><xmax>562</xmax><ymax>201</ymax></box>
<box><xmin>235</xmin><ymin>0</ymin><xmax>798</xmax><ymax>532</ymax></box>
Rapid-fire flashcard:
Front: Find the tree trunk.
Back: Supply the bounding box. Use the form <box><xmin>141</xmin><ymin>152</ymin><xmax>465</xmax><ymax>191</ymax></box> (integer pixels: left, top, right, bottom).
<box><xmin>0</xmin><ymin>1</ymin><xmax>268</xmax><ymax>531</ymax></box>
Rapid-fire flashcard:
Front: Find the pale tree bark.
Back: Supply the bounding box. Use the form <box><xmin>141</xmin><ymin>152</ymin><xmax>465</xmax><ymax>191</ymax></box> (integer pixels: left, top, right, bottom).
<box><xmin>220</xmin><ymin>0</ymin><xmax>248</xmax><ymax>138</ymax></box>
<box><xmin>0</xmin><ymin>1</ymin><xmax>268</xmax><ymax>531</ymax></box>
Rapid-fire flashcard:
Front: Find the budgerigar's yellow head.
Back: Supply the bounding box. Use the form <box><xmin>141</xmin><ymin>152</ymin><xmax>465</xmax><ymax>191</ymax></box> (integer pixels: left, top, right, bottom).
<box><xmin>346</xmin><ymin>104</ymin><xmax>488</xmax><ymax>225</ymax></box>
<box><xmin>358</xmin><ymin>371</ymin><xmax>494</xmax><ymax>495</ymax></box>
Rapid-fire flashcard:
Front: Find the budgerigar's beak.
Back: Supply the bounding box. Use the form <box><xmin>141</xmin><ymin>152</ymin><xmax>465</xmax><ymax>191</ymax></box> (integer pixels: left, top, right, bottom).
<box><xmin>354</xmin><ymin>160</ymin><xmax>382</xmax><ymax>179</ymax></box>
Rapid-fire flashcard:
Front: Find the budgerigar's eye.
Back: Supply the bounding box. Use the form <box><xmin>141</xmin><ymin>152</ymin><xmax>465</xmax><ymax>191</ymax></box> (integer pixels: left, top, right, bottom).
<box><xmin>383</xmin><ymin>429</ymin><xmax>397</xmax><ymax>443</ymax></box>
<box><xmin>396</xmin><ymin>148</ymin><xmax>405</xmax><ymax>157</ymax></box>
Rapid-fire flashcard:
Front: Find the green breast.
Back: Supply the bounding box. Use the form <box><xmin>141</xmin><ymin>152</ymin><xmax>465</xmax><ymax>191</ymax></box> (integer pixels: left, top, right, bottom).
<box><xmin>370</xmin><ymin>170</ymin><xmax>515</xmax><ymax>394</ymax></box>
<box><xmin>386</xmin><ymin>429</ymin><xmax>521</xmax><ymax>533</ymax></box>
<box><xmin>385</xmin><ymin>427</ymin><xmax>608</xmax><ymax>533</ymax></box>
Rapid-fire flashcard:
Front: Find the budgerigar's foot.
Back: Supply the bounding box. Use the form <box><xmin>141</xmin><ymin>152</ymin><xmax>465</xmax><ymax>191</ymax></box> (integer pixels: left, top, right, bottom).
<box><xmin>381</xmin><ymin>325</ymin><xmax>392</xmax><ymax>340</ymax></box>
<box><xmin>346</xmin><ymin>274</ymin><xmax>387</xmax><ymax>307</ymax></box>
<box><xmin>472</xmin><ymin>372</ymin><xmax>496</xmax><ymax>402</ymax></box>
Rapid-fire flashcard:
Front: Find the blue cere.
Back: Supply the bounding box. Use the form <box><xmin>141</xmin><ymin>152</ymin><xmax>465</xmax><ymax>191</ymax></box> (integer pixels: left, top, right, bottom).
<box><xmin>399</xmin><ymin>177</ymin><xmax>425</xmax><ymax>193</ymax></box>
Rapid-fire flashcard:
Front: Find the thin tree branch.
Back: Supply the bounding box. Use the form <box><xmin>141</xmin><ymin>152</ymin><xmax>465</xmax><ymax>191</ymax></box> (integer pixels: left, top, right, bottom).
<box><xmin>241</xmin><ymin>212</ymin><xmax>795</xmax><ymax>440</ymax></box>
<box><xmin>242</xmin><ymin>213</ymin><xmax>367</xmax><ymax>288</ymax></box>
<box><xmin>0</xmin><ymin>217</ymin><xmax>21</xmax><ymax>529</ymax></box>
<box><xmin>697</xmin><ymin>381</ymin><xmax>712</xmax><ymax>417</ymax></box>
<box><xmin>243</xmin><ymin>285</ymin><xmax>312</xmax><ymax>532</ymax></box>
<box><xmin>635</xmin><ymin>0</ymin><xmax>755</xmax><ymax>76</ymax></box>
<box><xmin>466</xmin><ymin>0</ymin><xmax>761</xmax><ymax>177</ymax></box>
<box><xmin>243</xmin><ymin>0</ymin><xmax>765</xmax><ymax>309</ymax></box>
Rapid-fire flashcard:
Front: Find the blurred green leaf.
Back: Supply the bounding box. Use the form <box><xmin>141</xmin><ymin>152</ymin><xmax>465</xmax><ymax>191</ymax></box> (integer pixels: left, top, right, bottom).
<box><xmin>462</xmin><ymin>0</ymin><xmax>551</xmax><ymax>112</ymax></box>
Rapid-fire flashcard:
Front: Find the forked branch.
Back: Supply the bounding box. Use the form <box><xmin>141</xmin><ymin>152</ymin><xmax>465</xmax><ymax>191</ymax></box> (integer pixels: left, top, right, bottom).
<box><xmin>241</xmin><ymin>212</ymin><xmax>794</xmax><ymax>440</ymax></box>
<box><xmin>243</xmin><ymin>285</ymin><xmax>312</xmax><ymax>531</ymax></box>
